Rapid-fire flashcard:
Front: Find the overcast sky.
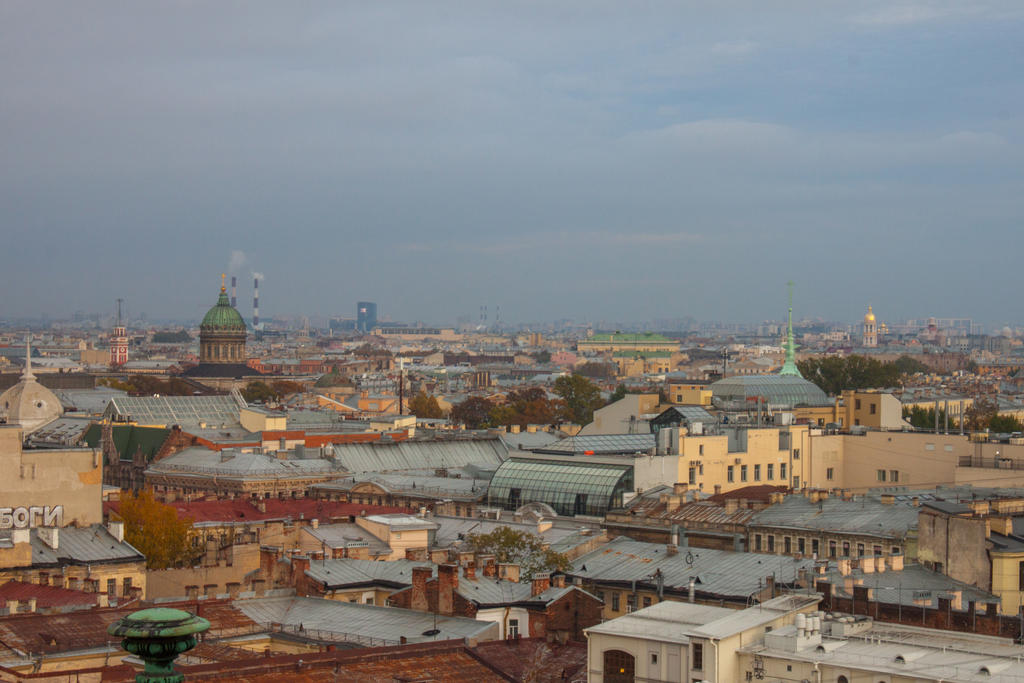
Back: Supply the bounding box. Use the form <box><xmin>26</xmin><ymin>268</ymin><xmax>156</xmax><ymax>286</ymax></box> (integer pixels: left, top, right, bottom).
<box><xmin>2</xmin><ymin>1</ymin><xmax>1022</xmax><ymax>326</ymax></box>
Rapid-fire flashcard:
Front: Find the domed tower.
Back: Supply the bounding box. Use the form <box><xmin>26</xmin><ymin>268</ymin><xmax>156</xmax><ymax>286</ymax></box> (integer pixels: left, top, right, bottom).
<box><xmin>199</xmin><ymin>276</ymin><xmax>248</xmax><ymax>364</ymax></box>
<box><xmin>863</xmin><ymin>306</ymin><xmax>878</xmax><ymax>348</ymax></box>
<box><xmin>0</xmin><ymin>337</ymin><xmax>63</xmax><ymax>436</ymax></box>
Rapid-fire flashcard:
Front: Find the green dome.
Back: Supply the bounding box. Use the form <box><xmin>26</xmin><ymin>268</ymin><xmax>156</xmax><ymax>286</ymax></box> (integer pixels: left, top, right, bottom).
<box><xmin>201</xmin><ymin>290</ymin><xmax>246</xmax><ymax>331</ymax></box>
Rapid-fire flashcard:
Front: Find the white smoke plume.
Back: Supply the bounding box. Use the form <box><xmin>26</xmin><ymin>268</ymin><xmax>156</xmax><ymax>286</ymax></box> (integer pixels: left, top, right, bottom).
<box><xmin>228</xmin><ymin>250</ymin><xmax>247</xmax><ymax>274</ymax></box>
<box><xmin>252</xmin><ymin>271</ymin><xmax>265</xmax><ymax>282</ymax></box>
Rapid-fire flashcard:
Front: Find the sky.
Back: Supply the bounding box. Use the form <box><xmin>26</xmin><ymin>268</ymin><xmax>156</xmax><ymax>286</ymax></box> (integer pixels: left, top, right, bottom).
<box><xmin>1</xmin><ymin>1</ymin><xmax>1023</xmax><ymax>327</ymax></box>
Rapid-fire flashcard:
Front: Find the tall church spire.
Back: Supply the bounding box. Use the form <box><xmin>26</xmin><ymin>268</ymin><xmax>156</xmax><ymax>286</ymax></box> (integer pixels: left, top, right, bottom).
<box><xmin>21</xmin><ymin>335</ymin><xmax>35</xmax><ymax>382</ymax></box>
<box><xmin>779</xmin><ymin>281</ymin><xmax>803</xmax><ymax>377</ymax></box>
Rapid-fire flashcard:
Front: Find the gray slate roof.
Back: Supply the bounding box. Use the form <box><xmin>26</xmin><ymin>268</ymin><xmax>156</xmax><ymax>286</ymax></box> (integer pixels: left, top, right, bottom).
<box><xmin>17</xmin><ymin>526</ymin><xmax>145</xmax><ymax>567</ymax></box>
<box><xmin>300</xmin><ymin>525</ymin><xmax>392</xmax><ymax>557</ymax></box>
<box><xmin>748</xmin><ymin>495</ymin><xmax>920</xmax><ymax>539</ymax></box>
<box><xmin>569</xmin><ymin>537</ymin><xmax>813</xmax><ymax>600</ymax></box>
<box><xmin>821</xmin><ymin>563</ymin><xmax>997</xmax><ymax>609</ymax></box>
<box><xmin>303</xmin><ymin>558</ymin><xmax>435</xmax><ymax>589</ymax></box>
<box><xmin>233</xmin><ymin>595</ymin><xmax>497</xmax><ymax>644</ymax></box>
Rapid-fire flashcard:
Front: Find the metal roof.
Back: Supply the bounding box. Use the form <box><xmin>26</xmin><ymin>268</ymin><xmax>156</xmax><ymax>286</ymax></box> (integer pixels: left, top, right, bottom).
<box><xmin>710</xmin><ymin>374</ymin><xmax>831</xmax><ymax>408</ymax></box>
<box><xmin>147</xmin><ymin>447</ymin><xmax>345</xmax><ymax>479</ymax></box>
<box><xmin>748</xmin><ymin>495</ymin><xmax>920</xmax><ymax>538</ymax></box>
<box><xmin>23</xmin><ymin>525</ymin><xmax>144</xmax><ymax>567</ymax></box>
<box><xmin>569</xmin><ymin>537</ymin><xmax>814</xmax><ymax>600</ymax></box>
<box><xmin>233</xmin><ymin>595</ymin><xmax>497</xmax><ymax>644</ymax></box>
<box><xmin>303</xmin><ymin>558</ymin><xmax>435</xmax><ymax>589</ymax></box>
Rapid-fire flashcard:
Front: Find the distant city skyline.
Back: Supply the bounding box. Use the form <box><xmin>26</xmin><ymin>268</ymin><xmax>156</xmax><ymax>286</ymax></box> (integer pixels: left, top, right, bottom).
<box><xmin>2</xmin><ymin>2</ymin><xmax>1022</xmax><ymax>326</ymax></box>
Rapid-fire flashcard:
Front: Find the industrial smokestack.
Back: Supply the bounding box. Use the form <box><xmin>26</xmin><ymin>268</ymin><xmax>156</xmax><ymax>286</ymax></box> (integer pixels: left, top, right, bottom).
<box><xmin>253</xmin><ymin>278</ymin><xmax>260</xmax><ymax>330</ymax></box>
<box><xmin>231</xmin><ymin>276</ymin><xmax>237</xmax><ymax>308</ymax></box>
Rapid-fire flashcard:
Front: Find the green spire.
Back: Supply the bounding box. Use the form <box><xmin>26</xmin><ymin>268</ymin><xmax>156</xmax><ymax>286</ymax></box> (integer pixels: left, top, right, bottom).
<box><xmin>779</xmin><ymin>280</ymin><xmax>803</xmax><ymax>377</ymax></box>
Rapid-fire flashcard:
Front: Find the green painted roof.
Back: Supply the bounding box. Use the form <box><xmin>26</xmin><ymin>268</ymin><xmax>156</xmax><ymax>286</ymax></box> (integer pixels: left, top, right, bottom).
<box><xmin>201</xmin><ymin>289</ymin><xmax>246</xmax><ymax>331</ymax></box>
<box><xmin>612</xmin><ymin>350</ymin><xmax>673</xmax><ymax>358</ymax></box>
<box><xmin>84</xmin><ymin>424</ymin><xmax>171</xmax><ymax>462</ymax></box>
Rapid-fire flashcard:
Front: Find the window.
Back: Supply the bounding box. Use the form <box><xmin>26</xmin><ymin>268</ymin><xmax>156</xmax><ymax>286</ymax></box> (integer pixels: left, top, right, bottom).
<box><xmin>604</xmin><ymin>650</ymin><xmax>635</xmax><ymax>683</ymax></box>
<box><xmin>784</xmin><ymin>537</ymin><xmax>792</xmax><ymax>554</ymax></box>
<box><xmin>650</xmin><ymin>652</ymin><xmax>658</xmax><ymax>665</ymax></box>
<box><xmin>699</xmin><ymin>444</ymin><xmax>704</xmax><ymax>455</ymax></box>
<box><xmin>107</xmin><ymin>578</ymin><xmax>117</xmax><ymax>598</ymax></box>
<box><xmin>877</xmin><ymin>469</ymin><xmax>887</xmax><ymax>482</ymax></box>
<box><xmin>727</xmin><ymin>466</ymin><xmax>734</xmax><ymax>483</ymax></box>
<box><xmin>754</xmin><ymin>464</ymin><xmax>761</xmax><ymax>481</ymax></box>
<box><xmin>755</xmin><ymin>534</ymin><xmax>762</xmax><ymax>551</ymax></box>
<box><xmin>812</xmin><ymin>539</ymin><xmax>820</xmax><ymax>556</ymax></box>
<box><xmin>792</xmin><ymin>476</ymin><xmax>800</xmax><ymax>488</ymax></box>
<box><xmin>842</xmin><ymin>541</ymin><xmax>851</xmax><ymax>556</ymax></box>
<box><xmin>829</xmin><ymin>540</ymin><xmax>837</xmax><ymax>558</ymax></box>
<box><xmin>692</xmin><ymin>643</ymin><xmax>704</xmax><ymax>670</ymax></box>
<box><xmin>780</xmin><ymin>463</ymin><xmax>787</xmax><ymax>479</ymax></box>
<box><xmin>611</xmin><ymin>593</ymin><xmax>620</xmax><ymax>611</ymax></box>
<box><xmin>741</xmin><ymin>465</ymin><xmax>748</xmax><ymax>482</ymax></box>
<box><xmin>688</xmin><ymin>467</ymin><xmax>697</xmax><ymax>485</ymax></box>
<box><xmin>826</xmin><ymin>467</ymin><xmax>834</xmax><ymax>480</ymax></box>
<box><xmin>798</xmin><ymin>538</ymin><xmax>806</xmax><ymax>554</ymax></box>
<box><xmin>122</xmin><ymin>577</ymin><xmax>132</xmax><ymax>596</ymax></box>
<box><xmin>1018</xmin><ymin>561</ymin><xmax>1024</xmax><ymax>591</ymax></box>
<box><xmin>508</xmin><ymin>618</ymin><xmax>520</xmax><ymax>638</ymax></box>
<box><xmin>857</xmin><ymin>543</ymin><xmax>865</xmax><ymax>557</ymax></box>
<box><xmin>767</xmin><ymin>535</ymin><xmax>775</xmax><ymax>552</ymax></box>
<box><xmin>870</xmin><ymin>403</ymin><xmax>877</xmax><ymax>415</ymax></box>
<box><xmin>596</xmin><ymin>591</ymin><xmax>605</xmax><ymax>602</ymax></box>
<box><xmin>793</xmin><ymin>448</ymin><xmax>800</xmax><ymax>459</ymax></box>
<box><xmin>767</xmin><ymin>464</ymin><xmax>774</xmax><ymax>480</ymax></box>
<box><xmin>890</xmin><ymin>470</ymin><xmax>899</xmax><ymax>483</ymax></box>
<box><xmin>855</xmin><ymin>399</ymin><xmax>862</xmax><ymax>410</ymax></box>
<box><xmin>873</xmin><ymin>545</ymin><xmax>882</xmax><ymax>556</ymax></box>
<box><xmin>365</xmin><ymin>597</ymin><xmax>374</xmax><ymax>604</ymax></box>
<box><xmin>626</xmin><ymin>595</ymin><xmax>637</xmax><ymax>613</ymax></box>
<box><xmin>837</xmin><ymin>677</ymin><xmax>849</xmax><ymax>683</ymax></box>
<box><xmin>643</xmin><ymin>596</ymin><xmax>652</xmax><ymax>608</ymax></box>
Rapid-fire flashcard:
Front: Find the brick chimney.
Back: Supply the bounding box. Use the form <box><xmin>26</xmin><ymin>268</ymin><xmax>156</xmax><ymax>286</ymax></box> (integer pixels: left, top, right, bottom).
<box><xmin>260</xmin><ymin>545</ymin><xmax>283</xmax><ymax>579</ymax></box>
<box><xmin>438</xmin><ymin>564</ymin><xmax>459</xmax><ymax>616</ymax></box>
<box><xmin>673</xmin><ymin>483</ymin><xmax>688</xmax><ymax>495</ymax></box>
<box><xmin>531</xmin><ymin>573</ymin><xmax>551</xmax><ymax>597</ymax></box>
<box><xmin>411</xmin><ymin>566</ymin><xmax>431</xmax><ymax>612</ymax></box>
<box><xmin>290</xmin><ymin>555</ymin><xmax>310</xmax><ymax>588</ymax></box>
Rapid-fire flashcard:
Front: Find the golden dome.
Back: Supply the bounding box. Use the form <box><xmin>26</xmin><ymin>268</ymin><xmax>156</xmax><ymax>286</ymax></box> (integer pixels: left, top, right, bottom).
<box><xmin>865</xmin><ymin>306</ymin><xmax>876</xmax><ymax>323</ymax></box>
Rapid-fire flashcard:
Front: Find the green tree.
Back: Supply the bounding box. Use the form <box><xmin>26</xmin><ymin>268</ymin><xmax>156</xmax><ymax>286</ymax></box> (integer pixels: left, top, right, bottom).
<box><xmin>963</xmin><ymin>396</ymin><xmax>999</xmax><ymax>432</ymax></box>
<box><xmin>116</xmin><ymin>490</ymin><xmax>195</xmax><ymax>569</ymax></box>
<box><xmin>609</xmin><ymin>384</ymin><xmax>628</xmax><ymax>403</ymax></box>
<box><xmin>554</xmin><ymin>374</ymin><xmax>605</xmax><ymax>425</ymax></box>
<box><xmin>797</xmin><ymin>355</ymin><xmax>901</xmax><ymax>396</ymax></box>
<box><xmin>893</xmin><ymin>355</ymin><xmax>930</xmax><ymax>375</ymax></box>
<box><xmin>903</xmin><ymin>406</ymin><xmax>956</xmax><ymax>431</ymax></box>
<box><xmin>576</xmin><ymin>361</ymin><xmax>617</xmax><ymax>381</ymax></box>
<box><xmin>532</xmin><ymin>350</ymin><xmax>551</xmax><ymax>364</ymax></box>
<box><xmin>990</xmin><ymin>414</ymin><xmax>1024</xmax><ymax>433</ymax></box>
<box><xmin>409</xmin><ymin>391</ymin><xmax>445</xmax><ymax>418</ymax></box>
<box><xmin>241</xmin><ymin>381</ymin><xmax>276</xmax><ymax>403</ymax></box>
<box><xmin>151</xmin><ymin>330</ymin><xmax>191</xmax><ymax>343</ymax></box>
<box><xmin>450</xmin><ymin>396</ymin><xmax>494</xmax><ymax>429</ymax></box>
<box><xmin>465</xmin><ymin>527</ymin><xmax>571</xmax><ymax>580</ymax></box>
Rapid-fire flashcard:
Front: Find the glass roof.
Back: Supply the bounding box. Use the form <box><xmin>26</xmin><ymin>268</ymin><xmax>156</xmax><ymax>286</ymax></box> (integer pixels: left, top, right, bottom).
<box><xmin>104</xmin><ymin>395</ymin><xmax>245</xmax><ymax>428</ymax></box>
<box><xmin>487</xmin><ymin>459</ymin><xmax>633</xmax><ymax>517</ymax></box>
<box><xmin>710</xmin><ymin>374</ymin><xmax>831</xmax><ymax>408</ymax></box>
<box><xmin>536</xmin><ymin>433</ymin><xmax>655</xmax><ymax>454</ymax></box>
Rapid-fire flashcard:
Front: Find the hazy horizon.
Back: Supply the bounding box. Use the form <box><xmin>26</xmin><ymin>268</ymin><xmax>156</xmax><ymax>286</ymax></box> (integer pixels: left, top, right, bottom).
<box><xmin>2</xmin><ymin>2</ymin><xmax>1022</xmax><ymax>327</ymax></box>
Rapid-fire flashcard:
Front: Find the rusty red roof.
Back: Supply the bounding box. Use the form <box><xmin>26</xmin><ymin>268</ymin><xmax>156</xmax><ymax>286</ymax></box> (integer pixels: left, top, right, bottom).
<box><xmin>104</xmin><ymin>499</ymin><xmax>411</xmax><ymax>525</ymax></box>
<box><xmin>0</xmin><ymin>580</ymin><xmax>97</xmax><ymax>610</ymax></box>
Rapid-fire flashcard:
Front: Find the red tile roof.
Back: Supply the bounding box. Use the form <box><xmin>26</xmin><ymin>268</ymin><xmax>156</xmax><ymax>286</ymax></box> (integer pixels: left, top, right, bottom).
<box><xmin>0</xmin><ymin>580</ymin><xmax>97</xmax><ymax>610</ymax></box>
<box><xmin>104</xmin><ymin>499</ymin><xmax>411</xmax><ymax>524</ymax></box>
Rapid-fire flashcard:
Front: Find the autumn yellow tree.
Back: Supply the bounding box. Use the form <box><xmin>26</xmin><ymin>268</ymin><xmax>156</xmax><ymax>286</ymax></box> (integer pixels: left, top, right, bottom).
<box><xmin>116</xmin><ymin>490</ymin><xmax>195</xmax><ymax>569</ymax></box>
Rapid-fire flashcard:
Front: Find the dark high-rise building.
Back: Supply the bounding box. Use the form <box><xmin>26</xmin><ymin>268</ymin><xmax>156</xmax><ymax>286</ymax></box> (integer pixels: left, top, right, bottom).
<box><xmin>357</xmin><ymin>302</ymin><xmax>377</xmax><ymax>333</ymax></box>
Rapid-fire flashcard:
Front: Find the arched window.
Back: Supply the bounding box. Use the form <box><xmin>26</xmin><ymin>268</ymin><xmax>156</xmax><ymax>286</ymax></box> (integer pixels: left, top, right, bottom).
<box><xmin>837</xmin><ymin>676</ymin><xmax>849</xmax><ymax>683</ymax></box>
<box><xmin>603</xmin><ymin>649</ymin><xmax>635</xmax><ymax>683</ymax></box>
